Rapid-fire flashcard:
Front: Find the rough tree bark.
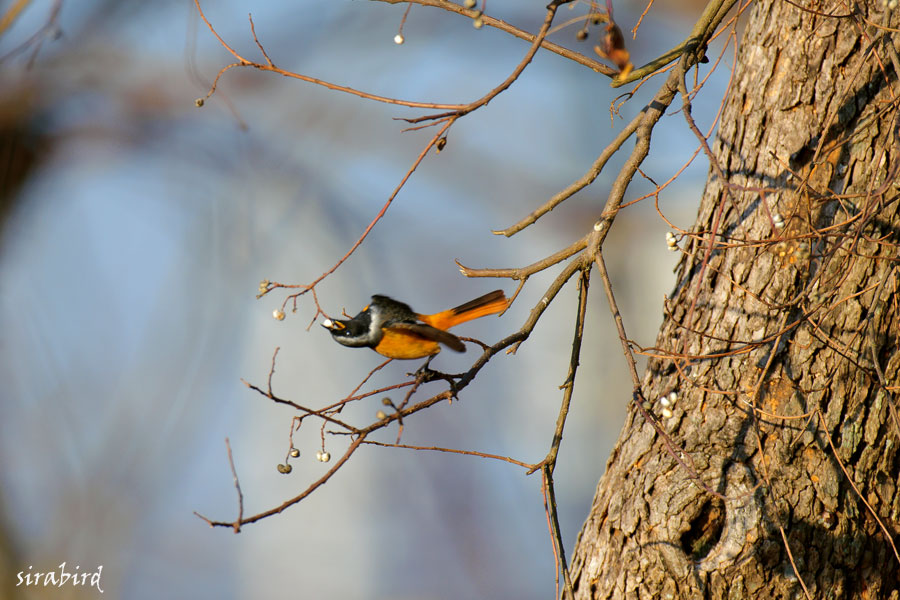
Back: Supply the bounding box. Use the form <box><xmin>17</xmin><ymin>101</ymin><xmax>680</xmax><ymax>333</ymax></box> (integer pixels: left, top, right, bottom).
<box><xmin>570</xmin><ymin>1</ymin><xmax>900</xmax><ymax>598</ymax></box>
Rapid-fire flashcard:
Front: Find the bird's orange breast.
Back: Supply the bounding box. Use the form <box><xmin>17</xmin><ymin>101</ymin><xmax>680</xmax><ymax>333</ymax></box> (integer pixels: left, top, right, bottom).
<box><xmin>373</xmin><ymin>329</ymin><xmax>442</xmax><ymax>360</ymax></box>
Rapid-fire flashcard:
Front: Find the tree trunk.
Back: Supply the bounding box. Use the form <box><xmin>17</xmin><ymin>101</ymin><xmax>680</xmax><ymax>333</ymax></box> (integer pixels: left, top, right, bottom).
<box><xmin>571</xmin><ymin>1</ymin><xmax>900</xmax><ymax>597</ymax></box>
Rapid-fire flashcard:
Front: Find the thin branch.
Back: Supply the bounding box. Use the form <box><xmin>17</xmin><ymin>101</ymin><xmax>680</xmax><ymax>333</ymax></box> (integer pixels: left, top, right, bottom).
<box><xmin>543</xmin><ymin>465</ymin><xmax>574</xmax><ymax>600</ymax></box>
<box><xmin>264</xmin><ymin>117</ymin><xmax>456</xmax><ymax>301</ymax></box>
<box><xmin>373</xmin><ymin>0</ymin><xmax>617</xmax><ymax>76</ymax></box>
<box><xmin>508</xmin><ymin>254</ymin><xmax>588</xmax><ymax>355</ymax></box>
<box><xmin>266</xmin><ymin>346</ymin><xmax>280</xmax><ymax>396</ymax></box>
<box><xmin>195</xmin><ymin>437</ymin><xmax>245</xmax><ymax>533</ymax></box>
<box><xmin>493</xmin><ymin>109</ymin><xmax>643</xmax><ymax>237</ymax></box>
<box><xmin>541</xmin><ymin>474</ymin><xmax>562</xmax><ymax>600</ymax></box>
<box><xmin>248</xmin><ymin>13</ymin><xmax>273</xmax><ymax>67</ymax></box>
<box><xmin>403</xmin><ymin>0</ymin><xmax>572</xmax><ymax>124</ymax></box>
<box><xmin>0</xmin><ymin>0</ymin><xmax>31</xmax><ymax>36</ymax></box>
<box><xmin>457</xmin><ymin>235</ymin><xmax>589</xmax><ymax>279</ymax></box>
<box><xmin>817</xmin><ymin>410</ymin><xmax>900</xmax><ymax>565</ymax></box>
<box><xmin>595</xmin><ymin>251</ymin><xmax>732</xmax><ymax>501</ymax></box>
<box><xmin>530</xmin><ymin>268</ymin><xmax>591</xmax><ymax>598</ymax></box>
<box><xmin>225</xmin><ymin>438</ymin><xmax>243</xmax><ymax>533</ymax></box>
<box><xmin>529</xmin><ymin>267</ymin><xmax>591</xmax><ymax>475</ymax></box>
<box><xmin>781</xmin><ymin>0</ymin><xmax>853</xmax><ymax>19</ymax></box>
<box><xmin>193</xmin><ymin>0</ymin><xmax>466</xmax><ymax>110</ymax></box>
<box><xmin>197</xmin><ymin>435</ymin><xmax>367</xmax><ymax>528</ymax></box>
<box><xmin>241</xmin><ymin>378</ymin><xmax>361</xmax><ymax>433</ymax></box>
<box><xmin>0</xmin><ymin>0</ymin><xmax>61</xmax><ymax>64</ymax></box>
<box><xmin>612</xmin><ymin>0</ymin><xmax>739</xmax><ymax>88</ymax></box>
<box><xmin>776</xmin><ymin>524</ymin><xmax>814</xmax><ymax>600</ymax></box>
<box><xmin>361</xmin><ymin>440</ymin><xmax>533</xmax><ymax>469</ymax></box>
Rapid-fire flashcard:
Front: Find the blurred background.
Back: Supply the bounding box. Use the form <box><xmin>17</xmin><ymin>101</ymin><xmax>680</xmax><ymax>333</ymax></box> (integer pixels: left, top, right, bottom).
<box><xmin>0</xmin><ymin>0</ymin><xmax>724</xmax><ymax>598</ymax></box>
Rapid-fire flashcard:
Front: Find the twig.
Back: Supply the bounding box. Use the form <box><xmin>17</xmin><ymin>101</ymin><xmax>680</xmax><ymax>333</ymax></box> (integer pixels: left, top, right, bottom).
<box><xmin>541</xmin><ymin>474</ymin><xmax>562</xmax><ymax>600</ymax></box>
<box><xmin>593</xmin><ymin>251</ymin><xmax>639</xmax><ymax>383</ymax></box>
<box><xmin>632</xmin><ymin>0</ymin><xmax>656</xmax><ymax>38</ymax></box>
<box><xmin>241</xmin><ymin>378</ymin><xmax>361</xmax><ymax>433</ymax></box>
<box><xmin>198</xmin><ymin>435</ymin><xmax>367</xmax><ymax>528</ymax></box>
<box><xmin>816</xmin><ymin>410</ymin><xmax>900</xmax><ymax>565</ymax></box>
<box><xmin>595</xmin><ymin>251</ymin><xmax>733</xmax><ymax>500</ymax></box>
<box><xmin>531</xmin><ymin>268</ymin><xmax>590</xmax><ymax>597</ymax></box>
<box><xmin>373</xmin><ymin>0</ymin><xmax>616</xmax><ymax>76</ymax></box>
<box><xmin>403</xmin><ymin>0</ymin><xmax>573</xmax><ymax>124</ymax></box>
<box><xmin>0</xmin><ymin>0</ymin><xmax>61</xmax><ymax>64</ymax></box>
<box><xmin>193</xmin><ymin>0</ymin><xmax>466</xmax><ymax>110</ymax></box>
<box><xmin>0</xmin><ymin>0</ymin><xmax>30</xmax><ymax>36</ymax></box>
<box><xmin>492</xmin><ymin>111</ymin><xmax>643</xmax><ymax>237</ymax></box>
<box><xmin>225</xmin><ymin>438</ymin><xmax>243</xmax><ymax>533</ymax></box>
<box><xmin>775</xmin><ymin>524</ymin><xmax>813</xmax><ymax>600</ymax></box>
<box><xmin>781</xmin><ymin>0</ymin><xmax>853</xmax><ymax>19</ymax></box>
<box><xmin>263</xmin><ymin>117</ymin><xmax>456</xmax><ymax>303</ymax></box>
<box><xmin>247</xmin><ymin>14</ymin><xmax>273</xmax><ymax>66</ymax></box>
<box><xmin>507</xmin><ymin>255</ymin><xmax>587</xmax><ymax>355</ymax></box>
<box><xmin>346</xmin><ymin>358</ymin><xmax>394</xmax><ymax>404</ymax></box>
<box><xmin>195</xmin><ymin>437</ymin><xmax>245</xmax><ymax>532</ymax></box>
<box><xmin>457</xmin><ymin>236</ymin><xmax>589</xmax><ymax>279</ymax></box>
<box><xmin>361</xmin><ymin>440</ymin><xmax>533</xmax><ymax>469</ymax></box>
<box><xmin>611</xmin><ymin>0</ymin><xmax>739</xmax><ymax>88</ymax></box>
<box><xmin>267</xmin><ymin>346</ymin><xmax>280</xmax><ymax>396</ymax></box>
<box><xmin>542</xmin><ymin>465</ymin><xmax>574</xmax><ymax>599</ymax></box>
<box><xmin>870</xmin><ymin>339</ymin><xmax>900</xmax><ymax>436</ymax></box>
<box><xmin>529</xmin><ymin>267</ymin><xmax>590</xmax><ymax>475</ymax></box>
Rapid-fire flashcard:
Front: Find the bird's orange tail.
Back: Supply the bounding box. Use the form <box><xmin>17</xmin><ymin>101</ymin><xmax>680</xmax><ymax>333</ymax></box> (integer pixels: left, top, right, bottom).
<box><xmin>422</xmin><ymin>290</ymin><xmax>507</xmax><ymax>331</ymax></box>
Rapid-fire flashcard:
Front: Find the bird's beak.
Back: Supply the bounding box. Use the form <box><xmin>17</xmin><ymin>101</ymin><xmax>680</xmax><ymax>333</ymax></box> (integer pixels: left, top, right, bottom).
<box><xmin>322</xmin><ymin>318</ymin><xmax>347</xmax><ymax>331</ymax></box>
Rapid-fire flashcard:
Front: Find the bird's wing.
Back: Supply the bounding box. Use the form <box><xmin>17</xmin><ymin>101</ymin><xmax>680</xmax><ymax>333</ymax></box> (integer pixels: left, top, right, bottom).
<box><xmin>384</xmin><ymin>322</ymin><xmax>466</xmax><ymax>352</ymax></box>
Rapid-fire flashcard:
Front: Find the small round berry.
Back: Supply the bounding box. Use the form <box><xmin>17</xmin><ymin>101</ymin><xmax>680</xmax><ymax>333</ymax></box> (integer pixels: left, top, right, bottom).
<box><xmin>576</xmin><ymin>30</ymin><xmax>588</xmax><ymax>41</ymax></box>
<box><xmin>463</xmin><ymin>0</ymin><xmax>477</xmax><ymax>7</ymax></box>
<box><xmin>290</xmin><ymin>448</ymin><xmax>300</xmax><ymax>458</ymax></box>
<box><xmin>319</xmin><ymin>452</ymin><xmax>331</xmax><ymax>463</ymax></box>
<box><xmin>277</xmin><ymin>463</ymin><xmax>292</xmax><ymax>474</ymax></box>
<box><xmin>376</xmin><ymin>410</ymin><xmax>387</xmax><ymax>420</ymax></box>
<box><xmin>195</xmin><ymin>98</ymin><xmax>205</xmax><ymax>107</ymax></box>
<box><xmin>394</xmin><ymin>34</ymin><xmax>404</xmax><ymax>45</ymax></box>
<box><xmin>473</xmin><ymin>16</ymin><xmax>484</xmax><ymax>29</ymax></box>
<box><xmin>273</xmin><ymin>309</ymin><xmax>286</xmax><ymax>321</ymax></box>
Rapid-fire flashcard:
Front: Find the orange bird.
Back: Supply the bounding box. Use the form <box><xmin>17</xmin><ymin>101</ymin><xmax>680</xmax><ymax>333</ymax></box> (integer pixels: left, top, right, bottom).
<box><xmin>322</xmin><ymin>290</ymin><xmax>507</xmax><ymax>359</ymax></box>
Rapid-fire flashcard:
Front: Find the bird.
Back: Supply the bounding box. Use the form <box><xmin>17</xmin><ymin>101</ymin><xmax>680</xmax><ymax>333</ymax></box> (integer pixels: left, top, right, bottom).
<box><xmin>321</xmin><ymin>290</ymin><xmax>507</xmax><ymax>359</ymax></box>
<box><xmin>593</xmin><ymin>0</ymin><xmax>633</xmax><ymax>78</ymax></box>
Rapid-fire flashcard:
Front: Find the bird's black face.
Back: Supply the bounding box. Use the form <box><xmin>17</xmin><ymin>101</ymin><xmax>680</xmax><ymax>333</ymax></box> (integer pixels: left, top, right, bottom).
<box><xmin>321</xmin><ymin>308</ymin><xmax>381</xmax><ymax>348</ymax></box>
